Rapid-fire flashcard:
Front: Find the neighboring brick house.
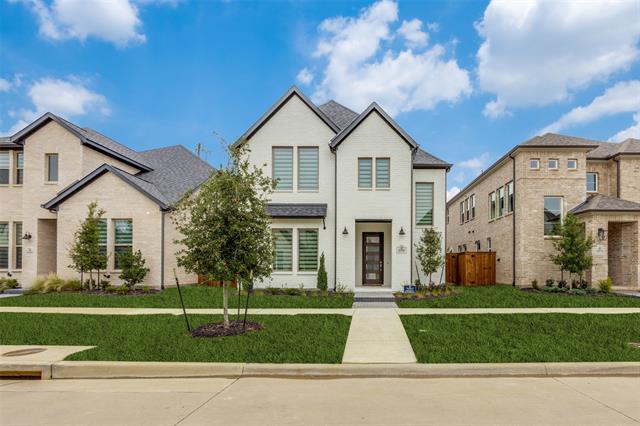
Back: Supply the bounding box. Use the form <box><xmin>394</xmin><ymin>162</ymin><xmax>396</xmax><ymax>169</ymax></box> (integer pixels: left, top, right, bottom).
<box><xmin>0</xmin><ymin>113</ymin><xmax>212</xmax><ymax>288</ymax></box>
<box><xmin>236</xmin><ymin>86</ymin><xmax>451</xmax><ymax>291</ymax></box>
<box><xmin>446</xmin><ymin>134</ymin><xmax>640</xmax><ymax>289</ymax></box>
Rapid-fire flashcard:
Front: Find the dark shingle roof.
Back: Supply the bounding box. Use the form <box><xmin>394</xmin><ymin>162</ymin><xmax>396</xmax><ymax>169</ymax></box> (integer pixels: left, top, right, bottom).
<box><xmin>266</xmin><ymin>203</ymin><xmax>327</xmax><ymax>218</ymax></box>
<box><xmin>137</xmin><ymin>145</ymin><xmax>214</xmax><ymax>205</ymax></box>
<box><xmin>318</xmin><ymin>100</ymin><xmax>359</xmax><ymax>130</ymax></box>
<box><xmin>587</xmin><ymin>138</ymin><xmax>640</xmax><ymax>159</ymax></box>
<box><xmin>0</xmin><ymin>136</ymin><xmax>19</xmax><ymax>149</ymax></box>
<box><xmin>570</xmin><ymin>194</ymin><xmax>640</xmax><ymax>215</ymax></box>
<box><xmin>520</xmin><ymin>133</ymin><xmax>602</xmax><ymax>148</ymax></box>
<box><xmin>413</xmin><ymin>147</ymin><xmax>452</xmax><ymax>170</ymax></box>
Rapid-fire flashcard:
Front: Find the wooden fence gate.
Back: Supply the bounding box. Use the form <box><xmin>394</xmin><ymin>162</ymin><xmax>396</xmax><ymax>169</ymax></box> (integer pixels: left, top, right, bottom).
<box><xmin>446</xmin><ymin>252</ymin><xmax>496</xmax><ymax>286</ymax></box>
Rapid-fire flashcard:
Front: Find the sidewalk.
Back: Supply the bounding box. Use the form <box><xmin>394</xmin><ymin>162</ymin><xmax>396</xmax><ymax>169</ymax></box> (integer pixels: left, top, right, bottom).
<box><xmin>2</xmin><ymin>306</ymin><xmax>640</xmax><ymax>315</ymax></box>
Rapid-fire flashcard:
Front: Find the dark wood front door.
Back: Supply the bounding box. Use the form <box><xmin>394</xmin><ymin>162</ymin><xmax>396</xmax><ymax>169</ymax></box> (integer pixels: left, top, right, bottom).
<box><xmin>362</xmin><ymin>232</ymin><xmax>384</xmax><ymax>285</ymax></box>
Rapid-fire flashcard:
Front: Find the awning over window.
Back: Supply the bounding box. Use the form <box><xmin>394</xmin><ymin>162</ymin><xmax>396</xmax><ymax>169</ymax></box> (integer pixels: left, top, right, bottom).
<box><xmin>266</xmin><ymin>203</ymin><xmax>327</xmax><ymax>218</ymax></box>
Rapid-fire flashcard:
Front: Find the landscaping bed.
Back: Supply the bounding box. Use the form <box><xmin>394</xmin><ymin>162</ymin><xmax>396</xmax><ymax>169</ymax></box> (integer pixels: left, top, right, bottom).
<box><xmin>401</xmin><ymin>313</ymin><xmax>640</xmax><ymax>363</ymax></box>
<box><xmin>395</xmin><ymin>285</ymin><xmax>640</xmax><ymax>308</ymax></box>
<box><xmin>0</xmin><ymin>313</ymin><xmax>351</xmax><ymax>363</ymax></box>
<box><xmin>0</xmin><ymin>285</ymin><xmax>354</xmax><ymax>308</ymax></box>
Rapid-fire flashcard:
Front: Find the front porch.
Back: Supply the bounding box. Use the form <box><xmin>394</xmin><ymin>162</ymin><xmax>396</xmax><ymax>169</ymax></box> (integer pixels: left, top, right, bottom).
<box><xmin>354</xmin><ymin>221</ymin><xmax>392</xmax><ymax>289</ymax></box>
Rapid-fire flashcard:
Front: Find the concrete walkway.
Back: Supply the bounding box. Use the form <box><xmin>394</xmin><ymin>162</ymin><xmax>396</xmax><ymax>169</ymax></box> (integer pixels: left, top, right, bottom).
<box><xmin>2</xmin><ymin>306</ymin><xmax>640</xmax><ymax>315</ymax></box>
<box><xmin>342</xmin><ymin>308</ymin><xmax>416</xmax><ymax>363</ymax></box>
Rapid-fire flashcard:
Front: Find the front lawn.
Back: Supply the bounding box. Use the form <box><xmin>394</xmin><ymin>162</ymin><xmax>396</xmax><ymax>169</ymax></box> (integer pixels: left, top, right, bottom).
<box><xmin>0</xmin><ymin>285</ymin><xmax>353</xmax><ymax>308</ymax></box>
<box><xmin>0</xmin><ymin>313</ymin><xmax>351</xmax><ymax>363</ymax></box>
<box><xmin>396</xmin><ymin>285</ymin><xmax>640</xmax><ymax>308</ymax></box>
<box><xmin>402</xmin><ymin>313</ymin><xmax>640</xmax><ymax>363</ymax></box>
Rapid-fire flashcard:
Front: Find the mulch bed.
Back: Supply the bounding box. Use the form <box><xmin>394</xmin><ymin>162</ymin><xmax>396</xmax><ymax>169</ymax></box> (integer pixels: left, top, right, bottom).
<box><xmin>190</xmin><ymin>320</ymin><xmax>264</xmax><ymax>338</ymax></box>
<box><xmin>77</xmin><ymin>289</ymin><xmax>160</xmax><ymax>296</ymax></box>
<box><xmin>520</xmin><ymin>287</ymin><xmax>621</xmax><ymax>297</ymax></box>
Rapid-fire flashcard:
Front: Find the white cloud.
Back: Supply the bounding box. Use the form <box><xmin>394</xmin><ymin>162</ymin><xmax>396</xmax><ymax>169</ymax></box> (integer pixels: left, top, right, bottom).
<box><xmin>296</xmin><ymin>68</ymin><xmax>314</xmax><ymax>85</ymax></box>
<box><xmin>610</xmin><ymin>112</ymin><xmax>640</xmax><ymax>142</ymax></box>
<box><xmin>451</xmin><ymin>152</ymin><xmax>491</xmax><ymax>185</ymax></box>
<box><xmin>541</xmin><ymin>80</ymin><xmax>640</xmax><ymax>134</ymax></box>
<box><xmin>446</xmin><ymin>186</ymin><xmax>460</xmax><ymax>201</ymax></box>
<box><xmin>16</xmin><ymin>0</ymin><xmax>152</xmax><ymax>46</ymax></box>
<box><xmin>308</xmin><ymin>0</ymin><xmax>471</xmax><ymax>116</ymax></box>
<box><xmin>477</xmin><ymin>0</ymin><xmax>640</xmax><ymax>116</ymax></box>
<box><xmin>398</xmin><ymin>18</ymin><xmax>428</xmax><ymax>48</ymax></box>
<box><xmin>4</xmin><ymin>77</ymin><xmax>109</xmax><ymax>135</ymax></box>
<box><xmin>0</xmin><ymin>78</ymin><xmax>11</xmax><ymax>92</ymax></box>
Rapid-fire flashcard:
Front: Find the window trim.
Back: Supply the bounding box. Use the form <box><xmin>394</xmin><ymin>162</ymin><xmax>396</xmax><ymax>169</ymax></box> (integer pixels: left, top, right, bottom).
<box><xmin>375</xmin><ymin>157</ymin><xmax>391</xmax><ymax>189</ymax></box>
<box><xmin>586</xmin><ymin>172</ymin><xmax>599</xmax><ymax>193</ymax></box>
<box><xmin>297</xmin><ymin>228</ymin><xmax>319</xmax><ymax>272</ymax></box>
<box><xmin>113</xmin><ymin>218</ymin><xmax>133</xmax><ymax>270</ymax></box>
<box><xmin>358</xmin><ymin>157</ymin><xmax>373</xmax><ymax>189</ymax></box>
<box><xmin>530</xmin><ymin>158</ymin><xmax>540</xmax><ymax>170</ymax></box>
<box><xmin>272</xmin><ymin>228</ymin><xmax>293</xmax><ymax>272</ymax></box>
<box><xmin>297</xmin><ymin>146</ymin><xmax>319</xmax><ymax>192</ymax></box>
<box><xmin>567</xmin><ymin>158</ymin><xmax>578</xmax><ymax>170</ymax></box>
<box><xmin>45</xmin><ymin>153</ymin><xmax>59</xmax><ymax>183</ymax></box>
<box><xmin>543</xmin><ymin>196</ymin><xmax>564</xmax><ymax>237</ymax></box>
<box><xmin>548</xmin><ymin>158</ymin><xmax>559</xmax><ymax>170</ymax></box>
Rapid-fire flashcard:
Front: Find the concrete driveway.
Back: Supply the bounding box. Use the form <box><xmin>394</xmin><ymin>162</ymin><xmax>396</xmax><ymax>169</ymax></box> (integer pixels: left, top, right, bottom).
<box><xmin>1</xmin><ymin>376</ymin><xmax>639</xmax><ymax>425</ymax></box>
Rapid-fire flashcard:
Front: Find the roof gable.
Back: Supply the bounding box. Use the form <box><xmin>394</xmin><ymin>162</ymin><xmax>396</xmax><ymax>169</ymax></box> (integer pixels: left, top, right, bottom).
<box><xmin>329</xmin><ymin>103</ymin><xmax>418</xmax><ymax>151</ymax></box>
<box><xmin>233</xmin><ymin>86</ymin><xmax>340</xmax><ymax>147</ymax></box>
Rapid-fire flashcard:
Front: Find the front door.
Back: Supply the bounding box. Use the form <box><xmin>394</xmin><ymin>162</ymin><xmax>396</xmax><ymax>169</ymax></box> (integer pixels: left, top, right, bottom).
<box><xmin>362</xmin><ymin>232</ymin><xmax>384</xmax><ymax>285</ymax></box>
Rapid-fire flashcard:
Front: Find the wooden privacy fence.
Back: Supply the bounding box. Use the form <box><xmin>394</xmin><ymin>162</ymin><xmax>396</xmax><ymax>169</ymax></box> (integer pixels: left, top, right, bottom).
<box><xmin>446</xmin><ymin>252</ymin><xmax>496</xmax><ymax>286</ymax></box>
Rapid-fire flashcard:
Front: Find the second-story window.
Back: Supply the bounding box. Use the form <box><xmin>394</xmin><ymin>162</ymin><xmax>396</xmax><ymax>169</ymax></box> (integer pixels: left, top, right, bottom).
<box><xmin>470</xmin><ymin>194</ymin><xmax>476</xmax><ymax>219</ymax></box>
<box><xmin>497</xmin><ymin>186</ymin><xmax>505</xmax><ymax>216</ymax></box>
<box><xmin>548</xmin><ymin>158</ymin><xmax>559</xmax><ymax>170</ymax></box>
<box><xmin>465</xmin><ymin>198</ymin><xmax>470</xmax><ymax>221</ymax></box>
<box><xmin>415</xmin><ymin>182</ymin><xmax>434</xmax><ymax>226</ymax></box>
<box><xmin>0</xmin><ymin>152</ymin><xmax>8</xmax><ymax>184</ymax></box>
<box><xmin>530</xmin><ymin>159</ymin><xmax>540</xmax><ymax>170</ymax></box>
<box><xmin>587</xmin><ymin>172</ymin><xmax>598</xmax><ymax>192</ymax></box>
<box><xmin>489</xmin><ymin>192</ymin><xmax>496</xmax><ymax>220</ymax></box>
<box><xmin>358</xmin><ymin>158</ymin><xmax>372</xmax><ymax>188</ymax></box>
<box><xmin>45</xmin><ymin>153</ymin><xmax>58</xmax><ymax>183</ymax></box>
<box><xmin>506</xmin><ymin>181</ymin><xmax>514</xmax><ymax>213</ymax></box>
<box><xmin>567</xmin><ymin>159</ymin><xmax>577</xmax><ymax>170</ymax></box>
<box><xmin>272</xmin><ymin>147</ymin><xmax>293</xmax><ymax>191</ymax></box>
<box><xmin>459</xmin><ymin>201</ymin><xmax>464</xmax><ymax>224</ymax></box>
<box><xmin>15</xmin><ymin>152</ymin><xmax>23</xmax><ymax>185</ymax></box>
<box><xmin>297</xmin><ymin>147</ymin><xmax>318</xmax><ymax>191</ymax></box>
<box><xmin>375</xmin><ymin>158</ymin><xmax>390</xmax><ymax>188</ymax></box>
<box><xmin>544</xmin><ymin>197</ymin><xmax>563</xmax><ymax>236</ymax></box>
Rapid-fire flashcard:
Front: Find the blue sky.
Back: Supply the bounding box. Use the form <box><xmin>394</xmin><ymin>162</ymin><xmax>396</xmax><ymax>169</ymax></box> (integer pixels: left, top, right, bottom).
<box><xmin>1</xmin><ymin>0</ymin><xmax>639</xmax><ymax>198</ymax></box>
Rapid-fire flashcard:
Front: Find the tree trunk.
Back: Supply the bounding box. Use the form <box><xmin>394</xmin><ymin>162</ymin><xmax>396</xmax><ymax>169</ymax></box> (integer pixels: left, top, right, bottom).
<box><xmin>237</xmin><ymin>278</ymin><xmax>241</xmax><ymax>321</ymax></box>
<box><xmin>80</xmin><ymin>270</ymin><xmax>84</xmax><ymax>291</ymax></box>
<box><xmin>222</xmin><ymin>280</ymin><xmax>230</xmax><ymax>328</ymax></box>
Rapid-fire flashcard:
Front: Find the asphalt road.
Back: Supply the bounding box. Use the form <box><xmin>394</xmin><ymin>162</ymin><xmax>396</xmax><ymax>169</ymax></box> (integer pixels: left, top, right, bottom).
<box><xmin>1</xmin><ymin>376</ymin><xmax>639</xmax><ymax>425</ymax></box>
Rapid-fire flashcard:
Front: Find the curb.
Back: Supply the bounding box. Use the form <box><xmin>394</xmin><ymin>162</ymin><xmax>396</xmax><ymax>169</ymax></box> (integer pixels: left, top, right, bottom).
<box><xmin>2</xmin><ymin>361</ymin><xmax>639</xmax><ymax>380</ymax></box>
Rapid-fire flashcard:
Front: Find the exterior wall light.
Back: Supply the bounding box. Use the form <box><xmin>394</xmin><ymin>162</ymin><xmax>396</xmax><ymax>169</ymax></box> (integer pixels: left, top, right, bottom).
<box><xmin>22</xmin><ymin>232</ymin><xmax>32</xmax><ymax>240</ymax></box>
<box><xmin>597</xmin><ymin>228</ymin><xmax>607</xmax><ymax>241</ymax></box>
<box><xmin>342</xmin><ymin>227</ymin><xmax>349</xmax><ymax>235</ymax></box>
<box><xmin>399</xmin><ymin>227</ymin><xmax>405</xmax><ymax>235</ymax></box>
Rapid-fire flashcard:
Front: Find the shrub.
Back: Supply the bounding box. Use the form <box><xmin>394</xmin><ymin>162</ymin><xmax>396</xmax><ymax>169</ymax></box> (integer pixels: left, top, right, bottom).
<box><xmin>265</xmin><ymin>287</ymin><xmax>280</xmax><ymax>295</ymax></box>
<box><xmin>141</xmin><ymin>284</ymin><xmax>151</xmax><ymax>293</ymax></box>
<box><xmin>284</xmin><ymin>288</ymin><xmax>301</xmax><ymax>296</ymax></box>
<box><xmin>568</xmin><ymin>288</ymin><xmax>586</xmax><ymax>296</ymax></box>
<box><xmin>117</xmin><ymin>249</ymin><xmax>150</xmax><ymax>288</ymax></box>
<box><xmin>58</xmin><ymin>279</ymin><xmax>81</xmax><ymax>292</ymax></box>
<box><xmin>44</xmin><ymin>273</ymin><xmax>66</xmax><ymax>293</ymax></box>
<box><xmin>105</xmin><ymin>285</ymin><xmax>117</xmax><ymax>293</ymax></box>
<box><xmin>334</xmin><ymin>282</ymin><xmax>348</xmax><ymax>294</ymax></box>
<box><xmin>116</xmin><ymin>285</ymin><xmax>130</xmax><ymax>295</ymax></box>
<box><xmin>598</xmin><ymin>277</ymin><xmax>613</xmax><ymax>293</ymax></box>
<box><xmin>579</xmin><ymin>279</ymin><xmax>589</xmax><ymax>290</ymax></box>
<box><xmin>27</xmin><ymin>276</ymin><xmax>47</xmax><ymax>294</ymax></box>
<box><xmin>0</xmin><ymin>278</ymin><xmax>19</xmax><ymax>289</ymax></box>
<box><xmin>84</xmin><ymin>278</ymin><xmax>96</xmax><ymax>290</ymax></box>
<box><xmin>531</xmin><ymin>279</ymin><xmax>539</xmax><ymax>290</ymax></box>
<box><xmin>557</xmin><ymin>279</ymin><xmax>567</xmax><ymax>289</ymax></box>
<box><xmin>545</xmin><ymin>279</ymin><xmax>554</xmax><ymax>287</ymax></box>
<box><xmin>317</xmin><ymin>252</ymin><xmax>328</xmax><ymax>291</ymax></box>
<box><xmin>100</xmin><ymin>280</ymin><xmax>110</xmax><ymax>290</ymax></box>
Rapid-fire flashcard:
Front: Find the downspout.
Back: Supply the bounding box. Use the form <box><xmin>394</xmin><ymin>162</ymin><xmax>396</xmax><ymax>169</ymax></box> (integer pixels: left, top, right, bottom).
<box><xmin>333</xmin><ymin>148</ymin><xmax>337</xmax><ymax>291</ymax></box>
<box><xmin>443</xmin><ymin>165</ymin><xmax>447</xmax><ymax>285</ymax></box>
<box><xmin>410</xmin><ymin>151</ymin><xmax>414</xmax><ymax>284</ymax></box>
<box><xmin>160</xmin><ymin>210</ymin><xmax>165</xmax><ymax>290</ymax></box>
<box><xmin>510</xmin><ymin>154</ymin><xmax>516</xmax><ymax>286</ymax></box>
<box><xmin>615</xmin><ymin>157</ymin><xmax>620</xmax><ymax>198</ymax></box>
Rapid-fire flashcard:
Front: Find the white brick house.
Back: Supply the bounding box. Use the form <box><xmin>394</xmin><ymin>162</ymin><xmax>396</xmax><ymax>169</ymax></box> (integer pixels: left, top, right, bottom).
<box><xmin>236</xmin><ymin>87</ymin><xmax>450</xmax><ymax>291</ymax></box>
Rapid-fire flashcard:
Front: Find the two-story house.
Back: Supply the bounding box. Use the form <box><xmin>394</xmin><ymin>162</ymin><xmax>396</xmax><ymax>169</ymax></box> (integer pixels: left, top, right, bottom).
<box><xmin>447</xmin><ymin>134</ymin><xmax>640</xmax><ymax>289</ymax></box>
<box><xmin>236</xmin><ymin>87</ymin><xmax>451</xmax><ymax>291</ymax></box>
<box><xmin>0</xmin><ymin>113</ymin><xmax>212</xmax><ymax>288</ymax></box>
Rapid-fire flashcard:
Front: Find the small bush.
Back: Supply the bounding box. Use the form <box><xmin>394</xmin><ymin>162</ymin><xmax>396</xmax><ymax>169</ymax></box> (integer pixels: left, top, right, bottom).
<box><xmin>568</xmin><ymin>288</ymin><xmax>587</xmax><ymax>296</ymax></box>
<box><xmin>335</xmin><ymin>282</ymin><xmax>348</xmax><ymax>294</ymax></box>
<box><xmin>531</xmin><ymin>279</ymin><xmax>539</xmax><ymax>290</ymax></box>
<box><xmin>142</xmin><ymin>284</ymin><xmax>151</xmax><ymax>293</ymax></box>
<box><xmin>117</xmin><ymin>249</ymin><xmax>150</xmax><ymax>288</ymax></box>
<box><xmin>27</xmin><ymin>276</ymin><xmax>47</xmax><ymax>294</ymax></box>
<box><xmin>317</xmin><ymin>252</ymin><xmax>328</xmax><ymax>291</ymax></box>
<box><xmin>265</xmin><ymin>287</ymin><xmax>280</xmax><ymax>295</ymax></box>
<box><xmin>44</xmin><ymin>273</ymin><xmax>66</xmax><ymax>293</ymax></box>
<box><xmin>545</xmin><ymin>279</ymin><xmax>554</xmax><ymax>287</ymax></box>
<box><xmin>116</xmin><ymin>285</ymin><xmax>130</xmax><ymax>295</ymax></box>
<box><xmin>284</xmin><ymin>287</ymin><xmax>301</xmax><ymax>296</ymax></box>
<box><xmin>557</xmin><ymin>279</ymin><xmax>567</xmax><ymax>289</ymax></box>
<box><xmin>84</xmin><ymin>278</ymin><xmax>96</xmax><ymax>290</ymax></box>
<box><xmin>100</xmin><ymin>280</ymin><xmax>110</xmax><ymax>290</ymax></box>
<box><xmin>58</xmin><ymin>279</ymin><xmax>81</xmax><ymax>292</ymax></box>
<box><xmin>598</xmin><ymin>277</ymin><xmax>613</xmax><ymax>293</ymax></box>
<box><xmin>586</xmin><ymin>287</ymin><xmax>597</xmax><ymax>295</ymax></box>
<box><xmin>105</xmin><ymin>285</ymin><xmax>117</xmax><ymax>293</ymax></box>
<box><xmin>579</xmin><ymin>279</ymin><xmax>589</xmax><ymax>290</ymax></box>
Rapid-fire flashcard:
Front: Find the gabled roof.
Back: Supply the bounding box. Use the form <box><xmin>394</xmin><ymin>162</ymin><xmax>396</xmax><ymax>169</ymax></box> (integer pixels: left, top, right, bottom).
<box><xmin>318</xmin><ymin>100</ymin><xmax>359</xmax><ymax>130</ymax></box>
<box><xmin>266</xmin><ymin>203</ymin><xmax>327</xmax><ymax>218</ymax></box>
<box><xmin>9</xmin><ymin>112</ymin><xmax>152</xmax><ymax>171</ymax></box>
<box><xmin>569</xmin><ymin>194</ymin><xmax>640</xmax><ymax>215</ymax></box>
<box><xmin>587</xmin><ymin>138</ymin><xmax>640</xmax><ymax>159</ymax></box>
<box><xmin>329</xmin><ymin>102</ymin><xmax>418</xmax><ymax>150</ymax></box>
<box><xmin>520</xmin><ymin>133</ymin><xmax>602</xmax><ymax>149</ymax></box>
<box><xmin>0</xmin><ymin>136</ymin><xmax>20</xmax><ymax>149</ymax></box>
<box><xmin>413</xmin><ymin>147</ymin><xmax>452</xmax><ymax>170</ymax></box>
<box><xmin>233</xmin><ymin>86</ymin><xmax>340</xmax><ymax>147</ymax></box>
<box><xmin>42</xmin><ymin>164</ymin><xmax>172</xmax><ymax>211</ymax></box>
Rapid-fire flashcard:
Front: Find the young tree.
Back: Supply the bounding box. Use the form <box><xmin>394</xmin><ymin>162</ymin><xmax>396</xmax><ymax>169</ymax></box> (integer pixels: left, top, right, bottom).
<box><xmin>68</xmin><ymin>202</ymin><xmax>106</xmax><ymax>289</ymax></box>
<box><xmin>172</xmin><ymin>144</ymin><xmax>275</xmax><ymax>328</ymax></box>
<box><xmin>550</xmin><ymin>213</ymin><xmax>594</xmax><ymax>288</ymax></box>
<box><xmin>415</xmin><ymin>228</ymin><xmax>443</xmax><ymax>286</ymax></box>
<box><xmin>317</xmin><ymin>252</ymin><xmax>328</xmax><ymax>291</ymax></box>
<box><xmin>118</xmin><ymin>249</ymin><xmax>150</xmax><ymax>288</ymax></box>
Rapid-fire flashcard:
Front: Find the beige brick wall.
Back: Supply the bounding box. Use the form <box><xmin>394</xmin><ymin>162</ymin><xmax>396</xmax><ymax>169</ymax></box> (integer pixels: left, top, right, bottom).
<box><xmin>618</xmin><ymin>157</ymin><xmax>640</xmax><ymax>202</ymax></box>
<box><xmin>0</xmin><ymin>148</ymin><xmax>24</xmax><ymax>280</ymax></box>
<box><xmin>446</xmin><ymin>157</ymin><xmax>515</xmax><ymax>284</ymax></box>
<box><xmin>586</xmin><ymin>160</ymin><xmax>617</xmax><ymax>197</ymax></box>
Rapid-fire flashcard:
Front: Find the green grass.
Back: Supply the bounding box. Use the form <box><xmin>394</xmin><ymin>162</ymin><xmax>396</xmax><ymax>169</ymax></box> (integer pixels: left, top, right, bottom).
<box><xmin>396</xmin><ymin>285</ymin><xmax>640</xmax><ymax>308</ymax></box>
<box><xmin>0</xmin><ymin>313</ymin><xmax>351</xmax><ymax>363</ymax></box>
<box><xmin>0</xmin><ymin>285</ymin><xmax>353</xmax><ymax>308</ymax></box>
<box><xmin>402</xmin><ymin>313</ymin><xmax>640</xmax><ymax>363</ymax></box>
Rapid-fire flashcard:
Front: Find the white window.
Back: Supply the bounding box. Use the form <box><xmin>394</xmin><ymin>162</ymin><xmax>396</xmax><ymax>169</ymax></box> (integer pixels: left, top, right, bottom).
<box><xmin>273</xmin><ymin>147</ymin><xmax>293</xmax><ymax>191</ymax></box>
<box><xmin>297</xmin><ymin>229</ymin><xmax>318</xmax><ymax>272</ymax></box>
<box><xmin>497</xmin><ymin>187</ymin><xmax>505</xmax><ymax>216</ymax></box>
<box><xmin>0</xmin><ymin>223</ymin><xmax>8</xmax><ymax>269</ymax></box>
<box><xmin>97</xmin><ymin>219</ymin><xmax>107</xmax><ymax>256</ymax></box>
<box><xmin>297</xmin><ymin>147</ymin><xmax>319</xmax><ymax>191</ymax></box>
<box><xmin>587</xmin><ymin>172</ymin><xmax>598</xmax><ymax>192</ymax></box>
<box><xmin>15</xmin><ymin>152</ymin><xmax>24</xmax><ymax>185</ymax></box>
<box><xmin>459</xmin><ymin>201</ymin><xmax>464</xmax><ymax>224</ymax></box>
<box><xmin>272</xmin><ymin>229</ymin><xmax>293</xmax><ymax>271</ymax></box>
<box><xmin>465</xmin><ymin>198</ymin><xmax>470</xmax><ymax>221</ymax></box>
<box><xmin>544</xmin><ymin>197</ymin><xmax>563</xmax><ymax>236</ymax></box>
<box><xmin>530</xmin><ymin>159</ymin><xmax>540</xmax><ymax>170</ymax></box>
<box><xmin>14</xmin><ymin>222</ymin><xmax>22</xmax><ymax>269</ymax></box>
<box><xmin>506</xmin><ymin>181</ymin><xmax>514</xmax><ymax>213</ymax></box>
<box><xmin>567</xmin><ymin>159</ymin><xmax>578</xmax><ymax>170</ymax></box>
<box><xmin>489</xmin><ymin>192</ymin><xmax>496</xmax><ymax>220</ymax></box>
<box><xmin>45</xmin><ymin>153</ymin><xmax>58</xmax><ymax>182</ymax></box>
<box><xmin>114</xmin><ymin>219</ymin><xmax>133</xmax><ymax>269</ymax></box>
<box><xmin>375</xmin><ymin>158</ymin><xmax>390</xmax><ymax>188</ymax></box>
<box><xmin>470</xmin><ymin>194</ymin><xmax>476</xmax><ymax>219</ymax></box>
<box><xmin>548</xmin><ymin>158</ymin><xmax>559</xmax><ymax>170</ymax></box>
<box><xmin>415</xmin><ymin>183</ymin><xmax>434</xmax><ymax>226</ymax></box>
<box><xmin>0</xmin><ymin>152</ymin><xmax>8</xmax><ymax>184</ymax></box>
<box><xmin>358</xmin><ymin>158</ymin><xmax>372</xmax><ymax>189</ymax></box>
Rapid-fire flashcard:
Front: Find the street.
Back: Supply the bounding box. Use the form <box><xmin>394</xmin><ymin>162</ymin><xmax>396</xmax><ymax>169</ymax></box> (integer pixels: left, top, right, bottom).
<box><xmin>1</xmin><ymin>376</ymin><xmax>638</xmax><ymax>425</ymax></box>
